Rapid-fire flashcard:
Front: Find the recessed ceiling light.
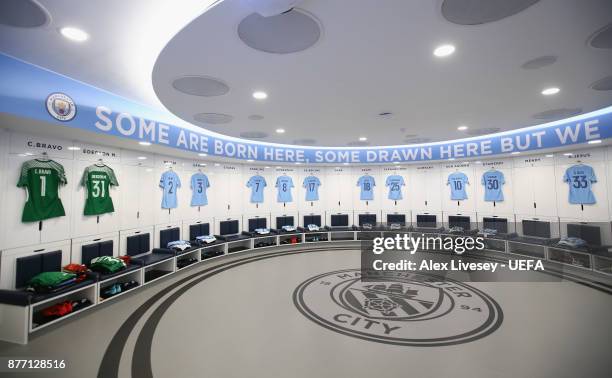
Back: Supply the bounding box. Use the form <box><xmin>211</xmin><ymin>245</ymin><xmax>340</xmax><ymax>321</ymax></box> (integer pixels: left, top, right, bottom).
<box><xmin>359</xmin><ymin>137</ymin><xmax>367</xmax><ymax>141</ymax></box>
<box><xmin>276</xmin><ymin>128</ymin><xmax>285</xmax><ymax>134</ymax></box>
<box><xmin>546</xmin><ymin>154</ymin><xmax>554</xmax><ymax>158</ymax></box>
<box><xmin>448</xmin><ymin>158</ymin><xmax>456</xmax><ymax>161</ymax></box>
<box><xmin>511</xmin><ymin>151</ymin><xmax>521</xmax><ymax>155</ymax></box>
<box><xmin>137</xmin><ymin>156</ymin><xmax>147</xmax><ymax>160</ymax></box>
<box><xmin>24</xmin><ymin>152</ymin><xmax>34</xmax><ymax>156</ymax></box>
<box><xmin>139</xmin><ymin>141</ymin><xmax>151</xmax><ymax>146</ymax></box>
<box><xmin>59</xmin><ymin>27</ymin><xmax>89</xmax><ymax>42</ymax></box>
<box><xmin>393</xmin><ymin>161</ymin><xmax>400</xmax><ymax>164</ymax></box>
<box><xmin>253</xmin><ymin>91</ymin><xmax>267</xmax><ymax>100</ymax></box>
<box><xmin>563</xmin><ymin>153</ymin><xmax>573</xmax><ymax>156</ymax></box>
<box><xmin>541</xmin><ymin>87</ymin><xmax>560</xmax><ymax>96</ymax></box>
<box><xmin>276</xmin><ymin>166</ymin><xmax>281</xmax><ymax>169</ymax></box>
<box><xmin>265</xmin><ymin>166</ymin><xmax>270</xmax><ymax>169</ymax></box>
<box><xmin>475</xmin><ymin>161</ymin><xmax>482</xmax><ymax>164</ymax></box>
<box><xmin>214</xmin><ymin>163</ymin><xmax>220</xmax><ymax>166</ymax></box>
<box><xmin>247</xmin><ymin>159</ymin><xmax>254</xmax><ymax>162</ymax></box>
<box><xmin>457</xmin><ymin>125</ymin><xmax>468</xmax><ymax>131</ymax></box>
<box><xmin>434</xmin><ymin>44</ymin><xmax>455</xmax><ymax>57</ymax></box>
<box><xmin>67</xmin><ymin>146</ymin><xmax>80</xmax><ymax>151</ymax></box>
<box><xmin>343</xmin><ymin>162</ymin><xmax>349</xmax><ymax>165</ymax></box>
<box><xmin>198</xmin><ymin>153</ymin><xmax>207</xmax><ymax>157</ymax></box>
<box><xmin>588</xmin><ymin>139</ymin><xmax>602</xmax><ymax>144</ymax></box>
<box><xmin>295</xmin><ymin>162</ymin><xmax>301</xmax><ymax>165</ymax></box>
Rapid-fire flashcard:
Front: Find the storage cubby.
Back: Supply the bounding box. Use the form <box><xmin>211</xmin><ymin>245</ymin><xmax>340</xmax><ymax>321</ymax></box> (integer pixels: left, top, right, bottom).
<box><xmin>547</xmin><ymin>247</ymin><xmax>592</xmax><ymax>269</ymax></box>
<box><xmin>144</xmin><ymin>259</ymin><xmax>175</xmax><ymax>284</ymax></box>
<box><xmin>99</xmin><ymin>269</ymin><xmax>142</xmax><ymax>302</ymax></box>
<box><xmin>508</xmin><ymin>241</ymin><xmax>546</xmax><ymax>258</ymax></box>
<box><xmin>201</xmin><ymin>244</ymin><xmax>226</xmax><ymax>260</ymax></box>
<box><xmin>30</xmin><ymin>283</ymin><xmax>97</xmax><ymax>331</ymax></box>
<box><xmin>227</xmin><ymin>239</ymin><xmax>251</xmax><ymax>254</ymax></box>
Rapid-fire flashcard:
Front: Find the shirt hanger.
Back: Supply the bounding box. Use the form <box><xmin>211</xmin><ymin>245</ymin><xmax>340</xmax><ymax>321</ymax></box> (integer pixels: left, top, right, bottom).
<box><xmin>37</xmin><ymin>151</ymin><xmax>50</xmax><ymax>161</ymax></box>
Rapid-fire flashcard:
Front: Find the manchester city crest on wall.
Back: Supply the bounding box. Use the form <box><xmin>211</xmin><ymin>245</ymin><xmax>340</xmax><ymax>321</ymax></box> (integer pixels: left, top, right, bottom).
<box><xmin>46</xmin><ymin>93</ymin><xmax>76</xmax><ymax>121</ymax></box>
<box><xmin>293</xmin><ymin>269</ymin><xmax>503</xmax><ymax>346</ymax></box>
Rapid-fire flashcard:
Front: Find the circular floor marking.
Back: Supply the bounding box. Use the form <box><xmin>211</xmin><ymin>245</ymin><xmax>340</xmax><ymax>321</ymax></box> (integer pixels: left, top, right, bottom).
<box><xmin>294</xmin><ymin>269</ymin><xmax>503</xmax><ymax>346</ymax></box>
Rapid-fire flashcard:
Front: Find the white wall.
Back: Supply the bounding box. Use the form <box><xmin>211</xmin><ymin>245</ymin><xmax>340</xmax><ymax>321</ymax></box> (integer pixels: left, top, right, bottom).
<box><xmin>1</xmin><ymin>130</ymin><xmax>612</xmax><ymax>254</ymax></box>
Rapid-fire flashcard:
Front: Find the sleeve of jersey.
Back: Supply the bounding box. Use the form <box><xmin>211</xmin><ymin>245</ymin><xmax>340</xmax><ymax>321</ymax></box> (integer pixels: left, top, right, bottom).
<box><xmin>480</xmin><ymin>174</ymin><xmax>485</xmax><ymax>186</ymax></box>
<box><xmin>302</xmin><ymin>179</ymin><xmax>307</xmax><ymax>188</ymax></box>
<box><xmin>401</xmin><ymin>177</ymin><xmax>405</xmax><ymax>186</ymax></box>
<box><xmin>16</xmin><ymin>161</ymin><xmax>29</xmax><ymax>187</ymax></box>
<box><xmin>590</xmin><ymin>169</ymin><xmax>597</xmax><ymax>182</ymax></box>
<box><xmin>501</xmin><ymin>173</ymin><xmax>506</xmax><ymax>184</ymax></box>
<box><xmin>372</xmin><ymin>178</ymin><xmax>376</xmax><ymax>187</ymax></box>
<box><xmin>385</xmin><ymin>177</ymin><xmax>390</xmax><ymax>187</ymax></box>
<box><xmin>275</xmin><ymin>178</ymin><xmax>279</xmax><ymax>188</ymax></box>
<box><xmin>262</xmin><ymin>178</ymin><xmax>267</xmax><ymax>187</ymax></box>
<box><xmin>290</xmin><ymin>178</ymin><xmax>294</xmax><ymax>188</ymax></box>
<box><xmin>176</xmin><ymin>175</ymin><xmax>182</xmax><ymax>188</ymax></box>
<box><xmin>80</xmin><ymin>167</ymin><xmax>89</xmax><ymax>187</ymax></box>
<box><xmin>190</xmin><ymin>175</ymin><xmax>194</xmax><ymax>190</ymax></box>
<box><xmin>56</xmin><ymin>163</ymin><xmax>67</xmax><ymax>185</ymax></box>
<box><xmin>108</xmin><ymin>167</ymin><xmax>119</xmax><ymax>186</ymax></box>
<box><xmin>562</xmin><ymin>170</ymin><xmax>570</xmax><ymax>182</ymax></box>
<box><xmin>206</xmin><ymin>176</ymin><xmax>210</xmax><ymax>188</ymax></box>
<box><xmin>246</xmin><ymin>178</ymin><xmax>251</xmax><ymax>188</ymax></box>
<box><xmin>159</xmin><ymin>175</ymin><xmax>164</xmax><ymax>188</ymax></box>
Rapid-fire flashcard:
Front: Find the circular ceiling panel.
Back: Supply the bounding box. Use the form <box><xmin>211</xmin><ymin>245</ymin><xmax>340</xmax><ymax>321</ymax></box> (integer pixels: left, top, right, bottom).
<box><xmin>521</xmin><ymin>55</ymin><xmax>557</xmax><ymax>70</ymax></box>
<box><xmin>240</xmin><ymin>131</ymin><xmax>269</xmax><ymax>139</ymax></box>
<box><xmin>588</xmin><ymin>23</ymin><xmax>612</xmax><ymax>49</ymax></box>
<box><xmin>248</xmin><ymin>114</ymin><xmax>264</xmax><ymax>120</ymax></box>
<box><xmin>238</xmin><ymin>9</ymin><xmax>321</xmax><ymax>54</ymax></box>
<box><xmin>172</xmin><ymin>76</ymin><xmax>229</xmax><ymax>97</ymax></box>
<box><xmin>590</xmin><ymin>76</ymin><xmax>612</xmax><ymax>91</ymax></box>
<box><xmin>441</xmin><ymin>0</ymin><xmax>540</xmax><ymax>25</ymax></box>
<box><xmin>0</xmin><ymin>0</ymin><xmax>49</xmax><ymax>28</ymax></box>
<box><xmin>193</xmin><ymin>113</ymin><xmax>233</xmax><ymax>124</ymax></box>
<box><xmin>533</xmin><ymin>108</ymin><xmax>582</xmax><ymax>120</ymax></box>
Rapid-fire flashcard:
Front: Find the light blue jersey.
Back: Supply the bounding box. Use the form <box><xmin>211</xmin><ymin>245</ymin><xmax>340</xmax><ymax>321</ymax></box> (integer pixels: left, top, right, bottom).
<box><xmin>447</xmin><ymin>172</ymin><xmax>469</xmax><ymax>200</ymax></box>
<box><xmin>303</xmin><ymin>176</ymin><xmax>321</xmax><ymax>201</ymax></box>
<box><xmin>276</xmin><ymin>175</ymin><xmax>294</xmax><ymax>203</ymax></box>
<box><xmin>357</xmin><ymin>175</ymin><xmax>376</xmax><ymax>201</ymax></box>
<box><xmin>190</xmin><ymin>173</ymin><xmax>210</xmax><ymax>206</ymax></box>
<box><xmin>385</xmin><ymin>175</ymin><xmax>405</xmax><ymax>200</ymax></box>
<box><xmin>564</xmin><ymin>164</ymin><xmax>597</xmax><ymax>204</ymax></box>
<box><xmin>159</xmin><ymin>170</ymin><xmax>181</xmax><ymax>209</ymax></box>
<box><xmin>247</xmin><ymin>175</ymin><xmax>267</xmax><ymax>203</ymax></box>
<box><xmin>481</xmin><ymin>170</ymin><xmax>505</xmax><ymax>202</ymax></box>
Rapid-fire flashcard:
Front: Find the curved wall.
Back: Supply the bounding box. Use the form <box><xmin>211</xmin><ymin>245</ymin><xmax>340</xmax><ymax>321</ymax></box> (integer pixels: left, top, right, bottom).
<box><xmin>0</xmin><ymin>53</ymin><xmax>611</xmax><ymax>165</ymax></box>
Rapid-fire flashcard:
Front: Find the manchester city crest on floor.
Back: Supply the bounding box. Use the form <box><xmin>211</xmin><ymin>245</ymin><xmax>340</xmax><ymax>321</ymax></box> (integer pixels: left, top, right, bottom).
<box><xmin>293</xmin><ymin>269</ymin><xmax>503</xmax><ymax>346</ymax></box>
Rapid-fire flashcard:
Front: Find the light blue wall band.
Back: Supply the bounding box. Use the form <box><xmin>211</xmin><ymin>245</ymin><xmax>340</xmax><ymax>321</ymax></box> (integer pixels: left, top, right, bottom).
<box><xmin>0</xmin><ymin>53</ymin><xmax>610</xmax><ymax>164</ymax></box>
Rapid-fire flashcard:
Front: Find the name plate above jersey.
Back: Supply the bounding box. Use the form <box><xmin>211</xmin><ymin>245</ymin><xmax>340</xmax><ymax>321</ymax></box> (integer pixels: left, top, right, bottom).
<box><xmin>75</xmin><ymin>143</ymin><xmax>121</xmax><ymax>163</ymax></box>
<box><xmin>9</xmin><ymin>132</ymin><xmax>73</xmax><ymax>159</ymax></box>
<box><xmin>553</xmin><ymin>148</ymin><xmax>604</xmax><ymax>165</ymax></box>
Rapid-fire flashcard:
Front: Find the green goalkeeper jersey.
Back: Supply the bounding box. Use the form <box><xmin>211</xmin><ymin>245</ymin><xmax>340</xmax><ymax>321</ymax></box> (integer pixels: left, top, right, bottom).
<box><xmin>17</xmin><ymin>159</ymin><xmax>67</xmax><ymax>222</ymax></box>
<box><xmin>81</xmin><ymin>164</ymin><xmax>119</xmax><ymax>216</ymax></box>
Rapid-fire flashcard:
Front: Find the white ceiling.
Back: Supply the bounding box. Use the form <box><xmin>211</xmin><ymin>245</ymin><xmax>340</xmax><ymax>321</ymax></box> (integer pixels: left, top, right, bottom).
<box><xmin>0</xmin><ymin>0</ymin><xmax>611</xmax><ymax>148</ymax></box>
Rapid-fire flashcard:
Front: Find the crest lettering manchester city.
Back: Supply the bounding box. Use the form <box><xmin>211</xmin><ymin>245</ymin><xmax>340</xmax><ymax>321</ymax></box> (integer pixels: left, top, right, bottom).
<box><xmin>294</xmin><ymin>269</ymin><xmax>503</xmax><ymax>346</ymax></box>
